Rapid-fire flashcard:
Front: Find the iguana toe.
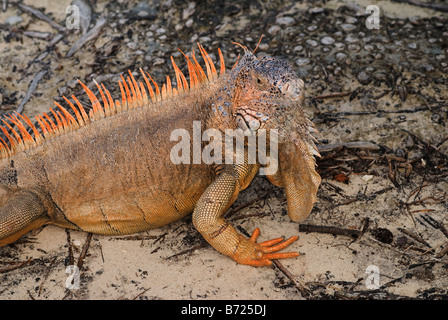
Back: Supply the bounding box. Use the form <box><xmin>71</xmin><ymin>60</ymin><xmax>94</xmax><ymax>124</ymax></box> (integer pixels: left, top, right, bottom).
<box><xmin>232</xmin><ymin>228</ymin><xmax>299</xmax><ymax>267</ymax></box>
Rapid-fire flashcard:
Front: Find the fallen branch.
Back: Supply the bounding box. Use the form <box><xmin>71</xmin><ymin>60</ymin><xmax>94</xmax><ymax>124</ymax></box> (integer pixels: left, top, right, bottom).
<box><xmin>77</xmin><ymin>233</ymin><xmax>93</xmax><ymax>270</ymax></box>
<box><xmin>16</xmin><ymin>68</ymin><xmax>48</xmax><ymax>114</ymax></box>
<box><xmin>18</xmin><ymin>3</ymin><xmax>66</xmax><ymax>32</ymax></box>
<box><xmin>273</xmin><ymin>260</ymin><xmax>310</xmax><ymax>297</ymax></box>
<box><xmin>391</xmin><ymin>0</ymin><xmax>448</xmax><ymax>13</ymax></box>
<box><xmin>317</xmin><ymin>141</ymin><xmax>381</xmax><ymax>153</ymax></box>
<box><xmin>165</xmin><ymin>243</ymin><xmax>208</xmax><ymax>260</ymax></box>
<box><xmin>299</xmin><ymin>224</ymin><xmax>362</xmax><ymax>239</ymax></box>
<box><xmin>313</xmin><ymin>91</ymin><xmax>351</xmax><ymax>100</ymax></box>
<box><xmin>0</xmin><ymin>258</ymin><xmax>32</xmax><ymax>273</ymax></box>
<box><xmin>66</xmin><ymin>18</ymin><xmax>107</xmax><ymax>58</ymax></box>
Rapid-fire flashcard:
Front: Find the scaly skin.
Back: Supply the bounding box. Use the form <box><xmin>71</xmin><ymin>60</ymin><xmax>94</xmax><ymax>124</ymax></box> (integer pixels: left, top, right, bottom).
<box><xmin>0</xmin><ymin>44</ymin><xmax>320</xmax><ymax>267</ymax></box>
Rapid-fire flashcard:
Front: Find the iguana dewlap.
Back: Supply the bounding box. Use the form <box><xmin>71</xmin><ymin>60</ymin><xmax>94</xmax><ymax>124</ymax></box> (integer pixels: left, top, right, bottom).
<box><xmin>0</xmin><ymin>43</ymin><xmax>320</xmax><ymax>267</ymax></box>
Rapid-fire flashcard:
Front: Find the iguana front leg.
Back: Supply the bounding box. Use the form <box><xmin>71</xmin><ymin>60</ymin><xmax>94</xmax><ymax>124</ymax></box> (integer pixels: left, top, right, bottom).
<box><xmin>0</xmin><ymin>190</ymin><xmax>50</xmax><ymax>246</ymax></box>
<box><xmin>192</xmin><ymin>163</ymin><xmax>299</xmax><ymax>267</ymax></box>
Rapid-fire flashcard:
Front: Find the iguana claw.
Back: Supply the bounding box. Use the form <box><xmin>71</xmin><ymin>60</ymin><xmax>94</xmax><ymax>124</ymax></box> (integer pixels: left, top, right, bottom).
<box><xmin>232</xmin><ymin>228</ymin><xmax>299</xmax><ymax>267</ymax></box>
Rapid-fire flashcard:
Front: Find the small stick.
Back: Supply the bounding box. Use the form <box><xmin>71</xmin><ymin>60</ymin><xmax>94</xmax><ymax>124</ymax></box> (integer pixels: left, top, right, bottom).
<box><xmin>436</xmin><ymin>242</ymin><xmax>448</xmax><ymax>259</ymax></box>
<box><xmin>0</xmin><ymin>258</ymin><xmax>32</xmax><ymax>273</ymax></box>
<box><xmin>391</xmin><ymin>0</ymin><xmax>448</xmax><ymax>12</ymax></box>
<box><xmin>398</xmin><ymin>228</ymin><xmax>431</xmax><ymax>248</ymax></box>
<box><xmin>436</xmin><ymin>135</ymin><xmax>448</xmax><ymax>148</ymax></box>
<box><xmin>313</xmin><ymin>91</ymin><xmax>351</xmax><ymax>100</ymax></box>
<box><xmin>115</xmin><ymin>235</ymin><xmax>158</xmax><ymax>241</ymax></box>
<box><xmin>38</xmin><ymin>256</ymin><xmax>57</xmax><ymax>296</ymax></box>
<box><xmin>65</xmin><ymin>229</ymin><xmax>74</xmax><ymax>266</ymax></box>
<box><xmin>18</xmin><ymin>3</ymin><xmax>66</xmax><ymax>32</ymax></box>
<box><xmin>77</xmin><ymin>233</ymin><xmax>93</xmax><ymax>270</ymax></box>
<box><xmin>299</xmin><ymin>224</ymin><xmax>362</xmax><ymax>238</ymax></box>
<box><xmin>131</xmin><ymin>288</ymin><xmax>150</xmax><ymax>300</ymax></box>
<box><xmin>317</xmin><ymin>141</ymin><xmax>380</xmax><ymax>153</ymax></box>
<box><xmin>372</xmin><ymin>90</ymin><xmax>391</xmax><ymax>100</ymax></box>
<box><xmin>16</xmin><ymin>68</ymin><xmax>48</xmax><ymax>114</ymax></box>
<box><xmin>273</xmin><ymin>260</ymin><xmax>310</xmax><ymax>297</ymax></box>
<box><xmin>165</xmin><ymin>243</ymin><xmax>208</xmax><ymax>260</ymax></box>
<box><xmin>66</xmin><ymin>18</ymin><xmax>107</xmax><ymax>58</ymax></box>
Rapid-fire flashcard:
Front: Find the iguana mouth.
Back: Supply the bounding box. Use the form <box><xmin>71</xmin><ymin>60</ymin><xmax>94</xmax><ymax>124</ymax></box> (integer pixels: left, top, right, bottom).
<box><xmin>235</xmin><ymin>109</ymin><xmax>264</xmax><ymax>132</ymax></box>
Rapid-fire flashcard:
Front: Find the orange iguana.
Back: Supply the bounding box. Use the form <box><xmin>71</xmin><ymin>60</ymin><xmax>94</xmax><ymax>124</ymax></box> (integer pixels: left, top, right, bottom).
<box><xmin>0</xmin><ymin>43</ymin><xmax>320</xmax><ymax>267</ymax></box>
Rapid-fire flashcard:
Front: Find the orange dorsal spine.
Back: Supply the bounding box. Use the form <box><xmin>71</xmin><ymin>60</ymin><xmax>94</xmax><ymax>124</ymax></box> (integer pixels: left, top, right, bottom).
<box><xmin>0</xmin><ymin>44</ymin><xmax>227</xmax><ymax>159</ymax></box>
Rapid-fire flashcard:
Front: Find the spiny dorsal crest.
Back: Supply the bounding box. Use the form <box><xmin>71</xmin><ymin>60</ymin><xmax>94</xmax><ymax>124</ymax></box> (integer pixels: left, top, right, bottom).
<box><xmin>0</xmin><ymin>43</ymin><xmax>226</xmax><ymax>159</ymax></box>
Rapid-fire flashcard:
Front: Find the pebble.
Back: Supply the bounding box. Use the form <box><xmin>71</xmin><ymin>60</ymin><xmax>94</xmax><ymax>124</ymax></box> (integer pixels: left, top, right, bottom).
<box><xmin>421</xmin><ymin>63</ymin><xmax>434</xmax><ymax>72</ymax></box>
<box><xmin>295</xmin><ymin>58</ymin><xmax>310</xmax><ymax>66</ymax></box>
<box><xmin>373</xmin><ymin>71</ymin><xmax>387</xmax><ymax>81</ymax></box>
<box><xmin>199</xmin><ymin>36</ymin><xmax>211</xmax><ymax>43</ymax></box>
<box><xmin>357</xmin><ymin>71</ymin><xmax>371</xmax><ymax>85</ymax></box>
<box><xmin>183</xmin><ymin>2</ymin><xmax>196</xmax><ymax>20</ymax></box>
<box><xmin>348</xmin><ymin>44</ymin><xmax>360</xmax><ymax>52</ymax></box>
<box><xmin>305</xmin><ymin>39</ymin><xmax>318</xmax><ymax>47</ymax></box>
<box><xmin>127</xmin><ymin>42</ymin><xmax>137</xmax><ymax>49</ymax></box>
<box><xmin>258</xmin><ymin>43</ymin><xmax>269</xmax><ymax>51</ymax></box>
<box><xmin>376</xmin><ymin>43</ymin><xmax>385</xmax><ymax>51</ymax></box>
<box><xmin>153</xmin><ymin>58</ymin><xmax>165</xmax><ymax>66</ymax></box>
<box><xmin>362</xmin><ymin>175</ymin><xmax>373</xmax><ymax>182</ymax></box>
<box><xmin>309</xmin><ymin>7</ymin><xmax>324</xmax><ymax>14</ymax></box>
<box><xmin>293</xmin><ymin>45</ymin><xmax>303</xmax><ymax>52</ymax></box>
<box><xmin>190</xmin><ymin>34</ymin><xmax>198</xmax><ymax>42</ymax></box>
<box><xmin>340</xmin><ymin>23</ymin><xmax>356</xmax><ymax>32</ymax></box>
<box><xmin>73</xmin><ymin>240</ymin><xmax>82</xmax><ymax>247</ymax></box>
<box><xmin>431</xmin><ymin>113</ymin><xmax>441</xmax><ymax>124</ymax></box>
<box><xmin>335</xmin><ymin>52</ymin><xmax>347</xmax><ymax>61</ymax></box>
<box><xmin>268</xmin><ymin>25</ymin><xmax>281</xmax><ymax>35</ymax></box>
<box><xmin>276</xmin><ymin>16</ymin><xmax>295</xmax><ymax>26</ymax></box>
<box><xmin>321</xmin><ymin>36</ymin><xmax>335</xmax><ymax>45</ymax></box>
<box><xmin>138</xmin><ymin>11</ymin><xmax>150</xmax><ymax>17</ymax></box>
<box><xmin>334</xmin><ymin>42</ymin><xmax>345</xmax><ymax>50</ymax></box>
<box><xmin>58</xmin><ymin>86</ymin><xmax>67</xmax><ymax>96</ymax></box>
<box><xmin>6</xmin><ymin>16</ymin><xmax>23</xmax><ymax>25</ymax></box>
<box><xmin>345</xmin><ymin>35</ymin><xmax>359</xmax><ymax>43</ymax></box>
<box><xmin>397</xmin><ymin>115</ymin><xmax>406</xmax><ymax>122</ymax></box>
<box><xmin>185</xmin><ymin>18</ymin><xmax>193</xmax><ymax>28</ymax></box>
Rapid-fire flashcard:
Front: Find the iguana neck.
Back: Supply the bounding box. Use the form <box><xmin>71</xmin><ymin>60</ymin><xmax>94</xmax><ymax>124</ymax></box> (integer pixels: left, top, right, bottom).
<box><xmin>202</xmin><ymin>73</ymin><xmax>237</xmax><ymax>133</ymax></box>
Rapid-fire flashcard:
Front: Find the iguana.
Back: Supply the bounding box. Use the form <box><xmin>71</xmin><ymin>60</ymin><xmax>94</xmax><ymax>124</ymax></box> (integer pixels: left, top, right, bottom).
<box><xmin>0</xmin><ymin>43</ymin><xmax>321</xmax><ymax>267</ymax></box>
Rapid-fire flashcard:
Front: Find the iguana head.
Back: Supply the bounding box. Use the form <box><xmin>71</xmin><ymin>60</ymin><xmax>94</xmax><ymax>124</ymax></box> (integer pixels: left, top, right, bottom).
<box><xmin>229</xmin><ymin>48</ymin><xmax>321</xmax><ymax>223</ymax></box>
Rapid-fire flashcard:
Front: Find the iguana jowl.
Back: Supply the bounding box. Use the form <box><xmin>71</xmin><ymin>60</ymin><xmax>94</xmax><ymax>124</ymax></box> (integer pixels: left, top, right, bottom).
<box><xmin>0</xmin><ymin>43</ymin><xmax>321</xmax><ymax>267</ymax></box>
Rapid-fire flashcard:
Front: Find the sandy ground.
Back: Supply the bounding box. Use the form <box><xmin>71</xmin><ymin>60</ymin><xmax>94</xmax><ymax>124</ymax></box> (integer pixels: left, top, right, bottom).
<box><xmin>0</xmin><ymin>0</ymin><xmax>447</xmax><ymax>300</ymax></box>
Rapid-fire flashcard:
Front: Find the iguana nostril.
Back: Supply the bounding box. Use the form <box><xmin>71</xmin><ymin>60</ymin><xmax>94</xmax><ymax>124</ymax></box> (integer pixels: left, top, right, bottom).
<box><xmin>249</xmin><ymin>119</ymin><xmax>260</xmax><ymax>130</ymax></box>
